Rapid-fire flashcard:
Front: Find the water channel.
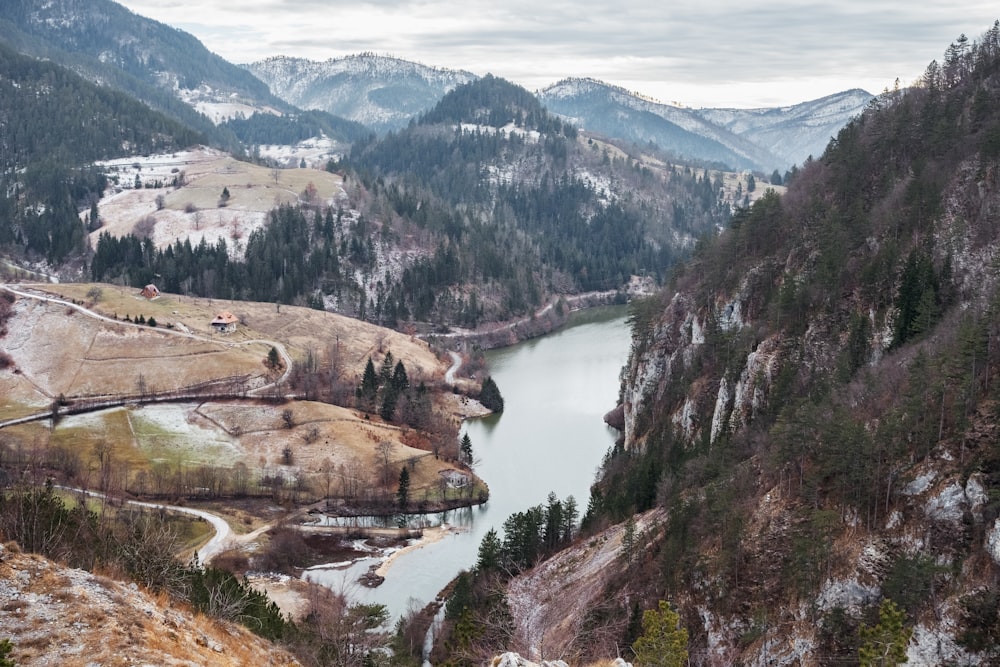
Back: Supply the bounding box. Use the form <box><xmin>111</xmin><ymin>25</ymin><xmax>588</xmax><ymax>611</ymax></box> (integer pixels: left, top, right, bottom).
<box><xmin>305</xmin><ymin>305</ymin><xmax>631</xmax><ymax>623</ymax></box>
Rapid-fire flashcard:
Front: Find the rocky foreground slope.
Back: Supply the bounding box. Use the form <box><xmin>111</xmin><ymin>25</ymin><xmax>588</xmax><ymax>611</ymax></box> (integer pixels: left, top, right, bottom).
<box><xmin>0</xmin><ymin>542</ymin><xmax>299</xmax><ymax>666</ymax></box>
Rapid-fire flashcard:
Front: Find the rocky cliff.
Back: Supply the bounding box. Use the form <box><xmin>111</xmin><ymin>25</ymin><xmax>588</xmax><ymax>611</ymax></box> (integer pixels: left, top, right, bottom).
<box><xmin>516</xmin><ymin>22</ymin><xmax>1000</xmax><ymax>666</ymax></box>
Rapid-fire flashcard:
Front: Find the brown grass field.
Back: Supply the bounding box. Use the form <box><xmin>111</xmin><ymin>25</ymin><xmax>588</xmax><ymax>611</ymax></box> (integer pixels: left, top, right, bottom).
<box><xmin>0</xmin><ymin>285</ymin><xmax>474</xmax><ymax>503</ymax></box>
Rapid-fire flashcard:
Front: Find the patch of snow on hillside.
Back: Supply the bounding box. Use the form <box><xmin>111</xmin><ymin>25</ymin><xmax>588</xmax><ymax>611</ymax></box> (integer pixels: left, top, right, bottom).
<box><xmin>458</xmin><ymin>123</ymin><xmax>540</xmax><ymax>143</ymax></box>
<box><xmin>97</xmin><ymin>147</ymin><xmax>228</xmax><ymax>184</ymax></box>
<box><xmin>176</xmin><ymin>84</ymin><xmax>282</xmax><ymax>125</ymax></box>
<box><xmin>257</xmin><ymin>136</ymin><xmax>345</xmax><ymax>169</ymax></box>
<box><xmin>574</xmin><ymin>168</ymin><xmax>615</xmax><ymax>202</ymax></box>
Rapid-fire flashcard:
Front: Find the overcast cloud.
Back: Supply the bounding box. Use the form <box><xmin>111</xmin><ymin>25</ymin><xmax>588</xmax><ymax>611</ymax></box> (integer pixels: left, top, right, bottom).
<box><xmin>116</xmin><ymin>0</ymin><xmax>998</xmax><ymax>108</ymax></box>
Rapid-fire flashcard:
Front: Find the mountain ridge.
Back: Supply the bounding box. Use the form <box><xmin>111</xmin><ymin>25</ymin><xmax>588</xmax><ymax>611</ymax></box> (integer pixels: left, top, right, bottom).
<box><xmin>540</xmin><ymin>77</ymin><xmax>873</xmax><ymax>171</ymax></box>
<box><xmin>243</xmin><ymin>53</ymin><xmax>478</xmax><ymax>133</ymax></box>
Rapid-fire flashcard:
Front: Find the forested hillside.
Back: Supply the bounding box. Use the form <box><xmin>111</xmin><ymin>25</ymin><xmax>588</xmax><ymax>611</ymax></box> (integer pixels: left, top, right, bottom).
<box><xmin>0</xmin><ymin>42</ymin><xmax>203</xmax><ymax>266</ymax></box>
<box><xmin>220</xmin><ymin>109</ymin><xmax>371</xmax><ymax>147</ymax></box>
<box><xmin>578</xmin><ymin>22</ymin><xmax>1000</xmax><ymax>665</ymax></box>
<box><xmin>91</xmin><ymin>75</ymin><xmax>735</xmax><ymax>329</ymax></box>
<box><xmin>339</xmin><ymin>75</ymin><xmax>730</xmax><ymax>324</ymax></box>
<box><xmin>0</xmin><ymin>0</ymin><xmax>286</xmax><ymax>137</ymax></box>
<box><xmin>419</xmin><ymin>21</ymin><xmax>1000</xmax><ymax>666</ymax></box>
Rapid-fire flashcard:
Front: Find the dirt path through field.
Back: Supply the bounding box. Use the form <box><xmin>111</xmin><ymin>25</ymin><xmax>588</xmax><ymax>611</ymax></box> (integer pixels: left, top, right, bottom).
<box><xmin>0</xmin><ymin>285</ymin><xmax>295</xmax><ymax>426</ymax></box>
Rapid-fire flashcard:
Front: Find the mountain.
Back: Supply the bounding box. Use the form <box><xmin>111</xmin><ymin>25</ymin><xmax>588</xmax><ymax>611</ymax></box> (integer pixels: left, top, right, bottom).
<box><xmin>0</xmin><ymin>40</ymin><xmax>205</xmax><ymax>266</ymax></box>
<box><xmin>696</xmin><ymin>88</ymin><xmax>877</xmax><ymax>171</ymax></box>
<box><xmin>243</xmin><ymin>54</ymin><xmax>478</xmax><ymax>132</ymax></box>
<box><xmin>505</xmin><ymin>22</ymin><xmax>1000</xmax><ymax>665</ymax></box>
<box><xmin>539</xmin><ymin>78</ymin><xmax>872</xmax><ymax>172</ymax></box>
<box><xmin>540</xmin><ymin>77</ymin><xmax>776</xmax><ymax>170</ymax></box>
<box><xmin>89</xmin><ymin>74</ymin><xmax>746</xmax><ymax>329</ymax></box>
<box><xmin>337</xmin><ymin>74</ymin><xmax>732</xmax><ymax>324</ymax></box>
<box><xmin>0</xmin><ymin>0</ymin><xmax>295</xmax><ymax>143</ymax></box>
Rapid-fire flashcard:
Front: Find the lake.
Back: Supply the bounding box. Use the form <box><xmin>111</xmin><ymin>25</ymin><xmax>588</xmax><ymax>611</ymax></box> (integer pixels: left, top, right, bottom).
<box><xmin>306</xmin><ymin>305</ymin><xmax>632</xmax><ymax>622</ymax></box>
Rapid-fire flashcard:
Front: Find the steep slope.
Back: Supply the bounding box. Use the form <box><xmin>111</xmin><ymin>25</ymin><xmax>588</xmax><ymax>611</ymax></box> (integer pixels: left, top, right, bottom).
<box><xmin>517</xmin><ymin>22</ymin><xmax>1000</xmax><ymax>666</ymax></box>
<box><xmin>0</xmin><ymin>0</ymin><xmax>293</xmax><ymax>140</ymax></box>
<box><xmin>244</xmin><ymin>54</ymin><xmax>478</xmax><ymax>132</ymax></box>
<box><xmin>539</xmin><ymin>78</ymin><xmax>872</xmax><ymax>172</ymax></box>
<box><xmin>0</xmin><ymin>543</ymin><xmax>300</xmax><ymax>666</ymax></box>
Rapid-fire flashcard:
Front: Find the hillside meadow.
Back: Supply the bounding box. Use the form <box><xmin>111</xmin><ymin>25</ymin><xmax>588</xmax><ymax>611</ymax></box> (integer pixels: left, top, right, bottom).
<box><xmin>0</xmin><ymin>284</ymin><xmax>479</xmax><ymax>506</ymax></box>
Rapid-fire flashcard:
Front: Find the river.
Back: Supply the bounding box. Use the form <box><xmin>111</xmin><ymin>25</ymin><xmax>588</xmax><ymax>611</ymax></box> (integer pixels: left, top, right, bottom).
<box><xmin>305</xmin><ymin>305</ymin><xmax>631</xmax><ymax>622</ymax></box>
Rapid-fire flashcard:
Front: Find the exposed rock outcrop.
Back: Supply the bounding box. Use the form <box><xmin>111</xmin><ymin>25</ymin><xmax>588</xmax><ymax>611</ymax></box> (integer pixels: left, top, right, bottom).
<box><xmin>0</xmin><ymin>542</ymin><xmax>299</xmax><ymax>666</ymax></box>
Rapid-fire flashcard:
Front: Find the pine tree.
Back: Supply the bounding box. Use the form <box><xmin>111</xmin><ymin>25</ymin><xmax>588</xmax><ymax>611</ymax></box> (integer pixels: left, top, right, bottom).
<box><xmin>858</xmin><ymin>599</ymin><xmax>911</xmax><ymax>666</ymax></box>
<box><xmin>357</xmin><ymin>357</ymin><xmax>380</xmax><ymax>412</ymax></box>
<box><xmin>460</xmin><ymin>433</ymin><xmax>473</xmax><ymax>464</ymax></box>
<box><xmin>391</xmin><ymin>360</ymin><xmax>409</xmax><ymax>391</ymax></box>
<box><xmin>396</xmin><ymin>467</ymin><xmax>410</xmax><ymax>509</ymax></box>
<box><xmin>476</xmin><ymin>528</ymin><xmax>502</xmax><ymax>571</ymax></box>
<box><xmin>479</xmin><ymin>376</ymin><xmax>504</xmax><ymax>412</ymax></box>
<box><xmin>632</xmin><ymin>600</ymin><xmax>688</xmax><ymax>667</ymax></box>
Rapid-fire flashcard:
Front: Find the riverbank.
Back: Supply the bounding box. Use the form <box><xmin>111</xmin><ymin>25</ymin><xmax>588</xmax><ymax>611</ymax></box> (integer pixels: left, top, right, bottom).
<box><xmin>420</xmin><ymin>289</ymin><xmax>630</xmax><ymax>351</ymax></box>
<box><xmin>374</xmin><ymin>523</ymin><xmax>465</xmax><ymax>577</ymax></box>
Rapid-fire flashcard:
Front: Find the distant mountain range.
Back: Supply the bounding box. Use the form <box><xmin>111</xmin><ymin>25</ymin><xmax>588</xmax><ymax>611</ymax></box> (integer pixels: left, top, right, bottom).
<box><xmin>244</xmin><ymin>59</ymin><xmax>871</xmax><ymax>171</ymax></box>
<box><xmin>0</xmin><ymin>0</ymin><xmax>872</xmax><ymax>171</ymax></box>
<box><xmin>539</xmin><ymin>78</ymin><xmax>873</xmax><ymax>172</ymax></box>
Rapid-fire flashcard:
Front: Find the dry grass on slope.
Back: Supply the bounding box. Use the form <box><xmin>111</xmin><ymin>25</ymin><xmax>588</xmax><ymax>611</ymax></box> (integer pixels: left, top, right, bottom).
<box><xmin>34</xmin><ymin>283</ymin><xmax>445</xmax><ymax>380</ymax></box>
<box><xmin>0</xmin><ymin>542</ymin><xmax>300</xmax><ymax>667</ymax></box>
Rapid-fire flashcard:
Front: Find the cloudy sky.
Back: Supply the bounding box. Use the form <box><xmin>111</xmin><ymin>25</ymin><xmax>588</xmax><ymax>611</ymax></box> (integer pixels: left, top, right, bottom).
<box><xmin>115</xmin><ymin>0</ymin><xmax>998</xmax><ymax>108</ymax></box>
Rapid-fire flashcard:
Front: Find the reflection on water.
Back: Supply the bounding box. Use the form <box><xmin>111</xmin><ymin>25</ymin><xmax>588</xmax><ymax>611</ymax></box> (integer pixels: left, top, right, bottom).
<box><xmin>314</xmin><ymin>505</ymin><xmax>478</xmax><ymax>530</ymax></box>
<box><xmin>307</xmin><ymin>305</ymin><xmax>631</xmax><ymax>623</ymax></box>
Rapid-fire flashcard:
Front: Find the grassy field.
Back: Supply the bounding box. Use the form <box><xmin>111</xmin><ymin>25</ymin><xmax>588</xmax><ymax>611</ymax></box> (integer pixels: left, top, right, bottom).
<box><xmin>40</xmin><ymin>283</ymin><xmax>442</xmax><ymax>379</ymax></box>
<box><xmin>0</xmin><ymin>286</ymin><xmax>468</xmax><ymax>503</ymax></box>
<box><xmin>89</xmin><ymin>148</ymin><xmax>344</xmax><ymax>252</ymax></box>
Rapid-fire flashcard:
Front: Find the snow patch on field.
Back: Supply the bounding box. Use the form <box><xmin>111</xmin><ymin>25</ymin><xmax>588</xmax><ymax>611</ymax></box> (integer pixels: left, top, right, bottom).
<box><xmin>257</xmin><ymin>135</ymin><xmax>347</xmax><ymax>169</ymax></box>
<box><xmin>129</xmin><ymin>403</ymin><xmax>242</xmax><ymax>463</ymax></box>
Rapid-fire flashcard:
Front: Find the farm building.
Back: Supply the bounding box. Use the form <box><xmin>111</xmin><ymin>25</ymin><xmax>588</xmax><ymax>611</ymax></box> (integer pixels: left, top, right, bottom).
<box><xmin>210</xmin><ymin>311</ymin><xmax>238</xmax><ymax>333</ymax></box>
<box><xmin>139</xmin><ymin>284</ymin><xmax>160</xmax><ymax>299</ymax></box>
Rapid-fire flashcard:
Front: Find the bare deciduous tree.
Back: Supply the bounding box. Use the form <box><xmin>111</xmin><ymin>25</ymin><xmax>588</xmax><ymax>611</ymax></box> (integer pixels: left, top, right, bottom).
<box><xmin>375</xmin><ymin>441</ymin><xmax>395</xmax><ymax>488</ymax></box>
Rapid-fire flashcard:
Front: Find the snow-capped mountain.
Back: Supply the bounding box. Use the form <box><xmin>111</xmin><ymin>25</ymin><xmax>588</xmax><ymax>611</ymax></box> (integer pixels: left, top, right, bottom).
<box><xmin>539</xmin><ymin>78</ymin><xmax>873</xmax><ymax>171</ymax></box>
<box><xmin>695</xmin><ymin>88</ymin><xmax>876</xmax><ymax>169</ymax></box>
<box><xmin>244</xmin><ymin>54</ymin><xmax>478</xmax><ymax>132</ymax></box>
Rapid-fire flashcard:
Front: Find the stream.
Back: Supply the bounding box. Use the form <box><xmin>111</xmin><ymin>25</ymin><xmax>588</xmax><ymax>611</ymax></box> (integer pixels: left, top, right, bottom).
<box><xmin>304</xmin><ymin>305</ymin><xmax>631</xmax><ymax>623</ymax></box>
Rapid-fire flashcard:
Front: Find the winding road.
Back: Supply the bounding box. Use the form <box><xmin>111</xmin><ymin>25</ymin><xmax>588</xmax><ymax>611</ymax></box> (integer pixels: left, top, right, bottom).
<box><xmin>57</xmin><ymin>486</ymin><xmax>236</xmax><ymax>564</ymax></box>
<box><xmin>444</xmin><ymin>350</ymin><xmax>462</xmax><ymax>385</ymax></box>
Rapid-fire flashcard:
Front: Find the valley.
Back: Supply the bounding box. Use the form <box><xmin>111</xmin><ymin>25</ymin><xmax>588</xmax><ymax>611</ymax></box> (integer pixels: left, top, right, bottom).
<box><xmin>3</xmin><ymin>0</ymin><xmax>1000</xmax><ymax>665</ymax></box>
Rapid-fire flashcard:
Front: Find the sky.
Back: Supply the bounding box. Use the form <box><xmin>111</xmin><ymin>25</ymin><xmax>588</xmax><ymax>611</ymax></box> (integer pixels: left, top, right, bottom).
<box><xmin>115</xmin><ymin>0</ymin><xmax>999</xmax><ymax>108</ymax></box>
